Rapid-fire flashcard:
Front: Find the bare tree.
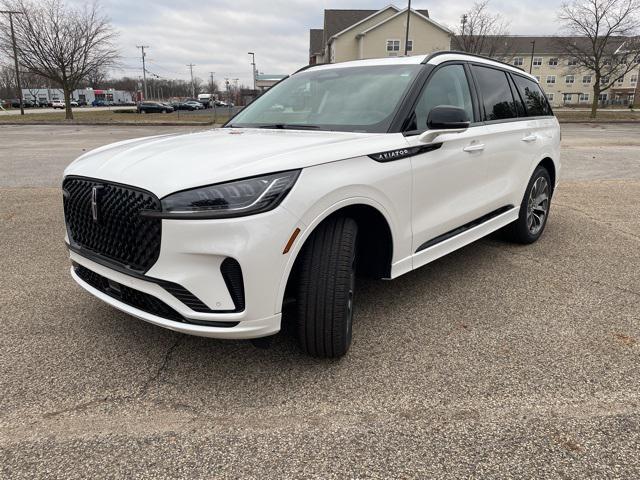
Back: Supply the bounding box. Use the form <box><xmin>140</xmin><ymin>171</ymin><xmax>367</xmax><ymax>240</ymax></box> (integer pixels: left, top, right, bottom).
<box><xmin>0</xmin><ymin>0</ymin><xmax>119</xmax><ymax>119</ymax></box>
<box><xmin>455</xmin><ymin>1</ymin><xmax>512</xmax><ymax>58</ymax></box>
<box><xmin>557</xmin><ymin>0</ymin><xmax>640</xmax><ymax>117</ymax></box>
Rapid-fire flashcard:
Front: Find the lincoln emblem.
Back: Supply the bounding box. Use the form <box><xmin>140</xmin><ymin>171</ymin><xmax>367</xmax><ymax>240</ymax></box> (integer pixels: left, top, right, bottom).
<box><xmin>91</xmin><ymin>186</ymin><xmax>101</xmax><ymax>223</ymax></box>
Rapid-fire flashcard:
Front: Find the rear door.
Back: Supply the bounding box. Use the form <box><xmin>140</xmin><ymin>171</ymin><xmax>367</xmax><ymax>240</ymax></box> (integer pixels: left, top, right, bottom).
<box><xmin>468</xmin><ymin>64</ymin><xmax>535</xmax><ymax>212</ymax></box>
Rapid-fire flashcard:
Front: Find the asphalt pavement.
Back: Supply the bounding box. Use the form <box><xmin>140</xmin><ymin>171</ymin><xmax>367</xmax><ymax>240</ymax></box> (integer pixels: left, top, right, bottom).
<box><xmin>1</xmin><ymin>123</ymin><xmax>639</xmax><ymax>478</ymax></box>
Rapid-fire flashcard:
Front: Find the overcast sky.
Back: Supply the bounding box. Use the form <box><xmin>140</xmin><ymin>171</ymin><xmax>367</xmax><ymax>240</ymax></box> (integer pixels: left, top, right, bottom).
<box><xmin>102</xmin><ymin>0</ymin><xmax>563</xmax><ymax>85</ymax></box>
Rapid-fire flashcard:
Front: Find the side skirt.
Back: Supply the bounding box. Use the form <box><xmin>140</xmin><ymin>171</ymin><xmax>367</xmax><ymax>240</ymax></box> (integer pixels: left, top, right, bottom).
<box><xmin>412</xmin><ymin>206</ymin><xmax>519</xmax><ymax>271</ymax></box>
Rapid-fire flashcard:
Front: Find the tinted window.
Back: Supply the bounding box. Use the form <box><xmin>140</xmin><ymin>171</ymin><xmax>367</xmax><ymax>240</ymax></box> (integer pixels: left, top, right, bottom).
<box><xmin>472</xmin><ymin>66</ymin><xmax>517</xmax><ymax>121</ymax></box>
<box><xmin>409</xmin><ymin>64</ymin><xmax>473</xmax><ymax>131</ymax></box>
<box><xmin>511</xmin><ymin>75</ymin><xmax>553</xmax><ymax>116</ymax></box>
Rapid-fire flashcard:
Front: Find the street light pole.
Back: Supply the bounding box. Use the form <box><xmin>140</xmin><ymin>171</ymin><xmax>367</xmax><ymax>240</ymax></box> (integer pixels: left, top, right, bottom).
<box><xmin>1</xmin><ymin>10</ymin><xmax>25</xmax><ymax>115</ymax></box>
<box><xmin>248</xmin><ymin>52</ymin><xmax>256</xmax><ymax>91</ymax></box>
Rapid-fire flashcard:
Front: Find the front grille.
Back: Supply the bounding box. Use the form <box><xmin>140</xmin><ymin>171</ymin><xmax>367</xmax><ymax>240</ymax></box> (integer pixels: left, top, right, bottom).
<box><xmin>63</xmin><ymin>176</ymin><xmax>162</xmax><ymax>272</ymax></box>
<box><xmin>74</xmin><ymin>264</ymin><xmax>184</xmax><ymax>322</ymax></box>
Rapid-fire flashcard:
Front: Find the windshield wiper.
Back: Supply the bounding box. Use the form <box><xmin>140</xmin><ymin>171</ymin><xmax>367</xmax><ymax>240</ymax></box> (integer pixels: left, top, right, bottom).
<box><xmin>257</xmin><ymin>124</ymin><xmax>321</xmax><ymax>130</ymax></box>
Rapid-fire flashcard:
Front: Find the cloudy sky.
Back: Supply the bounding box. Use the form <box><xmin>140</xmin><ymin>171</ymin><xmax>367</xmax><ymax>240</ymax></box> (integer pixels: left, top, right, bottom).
<box><xmin>101</xmin><ymin>0</ymin><xmax>563</xmax><ymax>86</ymax></box>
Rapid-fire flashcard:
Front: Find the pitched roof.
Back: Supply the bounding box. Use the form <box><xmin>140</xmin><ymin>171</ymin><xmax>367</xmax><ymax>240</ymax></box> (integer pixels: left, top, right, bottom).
<box><xmin>359</xmin><ymin>8</ymin><xmax>452</xmax><ymax>36</ymax></box>
<box><xmin>323</xmin><ymin>7</ymin><xmax>430</xmax><ymax>42</ymax></box>
<box><xmin>309</xmin><ymin>28</ymin><xmax>324</xmax><ymax>55</ymax></box>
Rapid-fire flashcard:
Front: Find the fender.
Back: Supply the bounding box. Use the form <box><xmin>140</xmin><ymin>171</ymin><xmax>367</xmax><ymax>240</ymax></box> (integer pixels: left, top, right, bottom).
<box><xmin>275</xmin><ymin>196</ymin><xmax>398</xmax><ymax>314</ymax></box>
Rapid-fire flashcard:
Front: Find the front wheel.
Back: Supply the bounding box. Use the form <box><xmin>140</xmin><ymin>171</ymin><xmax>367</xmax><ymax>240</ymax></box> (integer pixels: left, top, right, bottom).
<box><xmin>296</xmin><ymin>217</ymin><xmax>358</xmax><ymax>358</ymax></box>
<box><xmin>505</xmin><ymin>166</ymin><xmax>552</xmax><ymax>244</ymax></box>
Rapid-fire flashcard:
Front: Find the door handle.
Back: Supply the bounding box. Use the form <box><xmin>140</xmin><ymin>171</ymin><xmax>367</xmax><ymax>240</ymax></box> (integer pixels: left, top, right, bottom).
<box><xmin>522</xmin><ymin>134</ymin><xmax>538</xmax><ymax>142</ymax></box>
<box><xmin>463</xmin><ymin>143</ymin><xmax>485</xmax><ymax>152</ymax></box>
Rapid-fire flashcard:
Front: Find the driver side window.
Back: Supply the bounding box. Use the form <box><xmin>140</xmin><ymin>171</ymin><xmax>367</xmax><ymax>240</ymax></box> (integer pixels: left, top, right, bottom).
<box><xmin>408</xmin><ymin>64</ymin><xmax>474</xmax><ymax>131</ymax></box>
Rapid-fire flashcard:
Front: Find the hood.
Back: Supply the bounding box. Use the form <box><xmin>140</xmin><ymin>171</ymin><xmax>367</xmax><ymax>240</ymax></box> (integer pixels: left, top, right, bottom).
<box><xmin>64</xmin><ymin>128</ymin><xmax>406</xmax><ymax>197</ymax></box>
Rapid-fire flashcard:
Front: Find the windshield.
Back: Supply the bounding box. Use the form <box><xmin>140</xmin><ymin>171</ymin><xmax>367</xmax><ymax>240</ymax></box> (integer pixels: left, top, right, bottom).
<box><xmin>228</xmin><ymin>65</ymin><xmax>422</xmax><ymax>133</ymax></box>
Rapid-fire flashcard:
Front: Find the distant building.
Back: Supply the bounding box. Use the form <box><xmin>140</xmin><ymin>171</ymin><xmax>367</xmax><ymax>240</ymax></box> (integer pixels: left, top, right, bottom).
<box><xmin>21</xmin><ymin>87</ymin><xmax>134</xmax><ymax>105</ymax></box>
<box><xmin>255</xmin><ymin>74</ymin><xmax>288</xmax><ymax>92</ymax></box>
<box><xmin>309</xmin><ymin>6</ymin><xmax>639</xmax><ymax>108</ymax></box>
<box><xmin>309</xmin><ymin>5</ymin><xmax>452</xmax><ymax>65</ymax></box>
<box><xmin>470</xmin><ymin>36</ymin><xmax>638</xmax><ymax>107</ymax></box>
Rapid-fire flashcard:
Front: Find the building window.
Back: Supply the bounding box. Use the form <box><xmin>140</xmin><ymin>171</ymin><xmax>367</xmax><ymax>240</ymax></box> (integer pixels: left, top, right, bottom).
<box><xmin>566</xmin><ymin>75</ymin><xmax>575</xmax><ymax>84</ymax></box>
<box><xmin>549</xmin><ymin>58</ymin><xmax>559</xmax><ymax>66</ymax></box>
<box><xmin>617</xmin><ymin>75</ymin><xmax>625</xmax><ymax>84</ymax></box>
<box><xmin>631</xmin><ymin>74</ymin><xmax>638</xmax><ymax>86</ymax></box>
<box><xmin>630</xmin><ymin>94</ymin><xmax>635</xmax><ymax>103</ymax></box>
<box><xmin>598</xmin><ymin>93</ymin><xmax>608</xmax><ymax>102</ymax></box>
<box><xmin>513</xmin><ymin>57</ymin><xmax>524</xmax><ymax>66</ymax></box>
<box><xmin>547</xmin><ymin>93</ymin><xmax>554</xmax><ymax>101</ymax></box>
<box><xmin>386</xmin><ymin>39</ymin><xmax>400</xmax><ymax>52</ymax></box>
<box><xmin>533</xmin><ymin>57</ymin><xmax>543</xmax><ymax>67</ymax></box>
<box><xmin>406</xmin><ymin>40</ymin><xmax>413</xmax><ymax>52</ymax></box>
<box><xmin>579</xmin><ymin>93</ymin><xmax>589</xmax><ymax>102</ymax></box>
<box><xmin>600</xmin><ymin>76</ymin><xmax>609</xmax><ymax>85</ymax></box>
<box><xmin>546</xmin><ymin>75</ymin><xmax>556</xmax><ymax>84</ymax></box>
<box><xmin>563</xmin><ymin>93</ymin><xmax>573</xmax><ymax>102</ymax></box>
<box><xmin>582</xmin><ymin>75</ymin><xmax>592</xmax><ymax>84</ymax></box>
<box><xmin>568</xmin><ymin>58</ymin><xmax>578</xmax><ymax>66</ymax></box>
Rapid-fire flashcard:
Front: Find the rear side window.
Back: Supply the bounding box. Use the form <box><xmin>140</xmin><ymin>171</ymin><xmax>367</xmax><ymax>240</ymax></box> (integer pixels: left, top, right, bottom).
<box><xmin>511</xmin><ymin>75</ymin><xmax>553</xmax><ymax>117</ymax></box>
<box><xmin>472</xmin><ymin>65</ymin><xmax>517</xmax><ymax>121</ymax></box>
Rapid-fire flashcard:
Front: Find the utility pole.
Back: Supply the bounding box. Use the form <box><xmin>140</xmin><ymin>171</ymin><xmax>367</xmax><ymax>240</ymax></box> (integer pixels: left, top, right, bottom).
<box><xmin>136</xmin><ymin>45</ymin><xmax>149</xmax><ymax>99</ymax></box>
<box><xmin>209</xmin><ymin>71</ymin><xmax>215</xmax><ymax>94</ymax></box>
<box><xmin>1</xmin><ymin>10</ymin><xmax>25</xmax><ymax>115</ymax></box>
<box><xmin>529</xmin><ymin>40</ymin><xmax>536</xmax><ymax>74</ymax></box>
<box><xmin>224</xmin><ymin>77</ymin><xmax>230</xmax><ymax>103</ymax></box>
<box><xmin>187</xmin><ymin>64</ymin><xmax>196</xmax><ymax>98</ymax></box>
<box><xmin>248</xmin><ymin>52</ymin><xmax>256</xmax><ymax>90</ymax></box>
<box><xmin>404</xmin><ymin>0</ymin><xmax>411</xmax><ymax>56</ymax></box>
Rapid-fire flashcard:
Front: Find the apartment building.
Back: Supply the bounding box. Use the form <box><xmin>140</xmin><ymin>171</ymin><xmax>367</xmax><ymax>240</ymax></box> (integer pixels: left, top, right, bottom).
<box><xmin>499</xmin><ymin>37</ymin><xmax>638</xmax><ymax>107</ymax></box>
<box><xmin>309</xmin><ymin>8</ymin><xmax>639</xmax><ymax>108</ymax></box>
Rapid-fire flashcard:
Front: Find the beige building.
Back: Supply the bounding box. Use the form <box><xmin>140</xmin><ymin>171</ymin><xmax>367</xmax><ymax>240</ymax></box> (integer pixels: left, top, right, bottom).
<box><xmin>496</xmin><ymin>36</ymin><xmax>638</xmax><ymax>107</ymax></box>
<box><xmin>309</xmin><ymin>8</ymin><xmax>639</xmax><ymax>108</ymax></box>
<box><xmin>309</xmin><ymin>5</ymin><xmax>452</xmax><ymax>65</ymax></box>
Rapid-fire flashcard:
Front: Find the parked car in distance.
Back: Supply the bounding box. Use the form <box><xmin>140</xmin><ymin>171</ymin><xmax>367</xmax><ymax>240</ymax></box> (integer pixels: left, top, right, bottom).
<box><xmin>63</xmin><ymin>52</ymin><xmax>560</xmax><ymax>358</ymax></box>
<box><xmin>184</xmin><ymin>100</ymin><xmax>204</xmax><ymax>110</ymax></box>
<box><xmin>137</xmin><ymin>101</ymin><xmax>174</xmax><ymax>114</ymax></box>
<box><xmin>77</xmin><ymin>100</ymin><xmax>87</xmax><ymax>107</ymax></box>
<box><xmin>214</xmin><ymin>100</ymin><xmax>229</xmax><ymax>107</ymax></box>
<box><xmin>91</xmin><ymin>100</ymin><xmax>106</xmax><ymax>107</ymax></box>
<box><xmin>52</xmin><ymin>100</ymin><xmax>66</xmax><ymax>109</ymax></box>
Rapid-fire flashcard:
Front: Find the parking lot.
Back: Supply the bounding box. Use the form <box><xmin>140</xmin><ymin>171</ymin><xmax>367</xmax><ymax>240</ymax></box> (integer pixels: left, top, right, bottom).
<box><xmin>1</xmin><ymin>123</ymin><xmax>639</xmax><ymax>478</ymax></box>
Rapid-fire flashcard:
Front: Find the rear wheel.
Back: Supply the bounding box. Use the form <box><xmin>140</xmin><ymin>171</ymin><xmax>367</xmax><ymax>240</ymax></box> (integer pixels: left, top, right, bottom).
<box><xmin>505</xmin><ymin>166</ymin><xmax>552</xmax><ymax>244</ymax></box>
<box><xmin>296</xmin><ymin>217</ymin><xmax>358</xmax><ymax>358</ymax></box>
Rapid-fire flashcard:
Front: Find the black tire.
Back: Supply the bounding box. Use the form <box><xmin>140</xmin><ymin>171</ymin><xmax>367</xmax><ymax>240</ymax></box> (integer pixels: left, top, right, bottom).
<box><xmin>505</xmin><ymin>165</ymin><xmax>552</xmax><ymax>244</ymax></box>
<box><xmin>296</xmin><ymin>216</ymin><xmax>358</xmax><ymax>358</ymax></box>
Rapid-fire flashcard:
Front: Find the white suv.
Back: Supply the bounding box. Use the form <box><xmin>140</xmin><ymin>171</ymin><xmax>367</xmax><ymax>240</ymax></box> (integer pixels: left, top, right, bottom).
<box><xmin>63</xmin><ymin>52</ymin><xmax>560</xmax><ymax>358</ymax></box>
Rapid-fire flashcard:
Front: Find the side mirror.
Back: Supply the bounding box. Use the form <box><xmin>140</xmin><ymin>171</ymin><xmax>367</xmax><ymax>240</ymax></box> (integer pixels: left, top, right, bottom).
<box><xmin>418</xmin><ymin>106</ymin><xmax>471</xmax><ymax>143</ymax></box>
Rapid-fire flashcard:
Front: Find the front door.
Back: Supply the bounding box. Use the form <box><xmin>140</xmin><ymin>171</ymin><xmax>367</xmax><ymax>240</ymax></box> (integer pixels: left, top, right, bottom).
<box><xmin>404</xmin><ymin>63</ymin><xmax>491</xmax><ymax>255</ymax></box>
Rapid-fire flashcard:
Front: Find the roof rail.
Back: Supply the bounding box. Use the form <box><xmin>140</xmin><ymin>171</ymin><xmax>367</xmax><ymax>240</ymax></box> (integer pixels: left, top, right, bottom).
<box><xmin>293</xmin><ymin>62</ymin><xmax>328</xmax><ymax>75</ymax></box>
<box><xmin>423</xmin><ymin>50</ymin><xmax>526</xmax><ymax>73</ymax></box>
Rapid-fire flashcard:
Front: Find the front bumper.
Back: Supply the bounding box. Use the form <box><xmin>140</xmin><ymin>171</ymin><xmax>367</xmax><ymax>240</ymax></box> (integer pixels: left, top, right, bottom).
<box><xmin>68</xmin><ymin>205</ymin><xmax>302</xmax><ymax>339</ymax></box>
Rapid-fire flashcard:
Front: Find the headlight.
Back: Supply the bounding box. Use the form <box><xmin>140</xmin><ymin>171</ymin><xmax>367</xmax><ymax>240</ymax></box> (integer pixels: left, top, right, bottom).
<box><xmin>154</xmin><ymin>170</ymin><xmax>300</xmax><ymax>219</ymax></box>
